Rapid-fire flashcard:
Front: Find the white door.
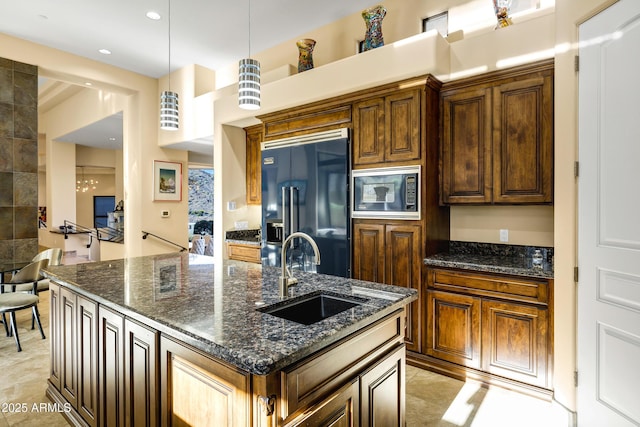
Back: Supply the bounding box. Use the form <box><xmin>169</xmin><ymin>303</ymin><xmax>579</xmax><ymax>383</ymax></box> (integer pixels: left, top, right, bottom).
<box><xmin>578</xmin><ymin>1</ymin><xmax>640</xmax><ymax>426</ymax></box>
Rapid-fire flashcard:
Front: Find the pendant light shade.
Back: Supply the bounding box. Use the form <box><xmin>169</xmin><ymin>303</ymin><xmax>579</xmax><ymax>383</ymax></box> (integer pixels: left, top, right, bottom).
<box><xmin>160</xmin><ymin>0</ymin><xmax>179</xmax><ymax>130</ymax></box>
<box><xmin>238</xmin><ymin>58</ymin><xmax>260</xmax><ymax>110</ymax></box>
<box><xmin>160</xmin><ymin>90</ymin><xmax>179</xmax><ymax>130</ymax></box>
<box><xmin>239</xmin><ymin>0</ymin><xmax>260</xmax><ymax>110</ymax></box>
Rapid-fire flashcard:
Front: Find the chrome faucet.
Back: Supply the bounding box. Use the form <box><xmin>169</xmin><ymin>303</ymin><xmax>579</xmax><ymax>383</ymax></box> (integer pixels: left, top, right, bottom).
<box><xmin>279</xmin><ymin>232</ymin><xmax>321</xmax><ymax>297</ymax></box>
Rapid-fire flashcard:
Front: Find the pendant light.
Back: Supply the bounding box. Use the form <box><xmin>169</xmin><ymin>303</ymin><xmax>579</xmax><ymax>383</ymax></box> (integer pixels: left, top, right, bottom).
<box><xmin>160</xmin><ymin>0</ymin><xmax>179</xmax><ymax>130</ymax></box>
<box><xmin>238</xmin><ymin>0</ymin><xmax>260</xmax><ymax>110</ymax></box>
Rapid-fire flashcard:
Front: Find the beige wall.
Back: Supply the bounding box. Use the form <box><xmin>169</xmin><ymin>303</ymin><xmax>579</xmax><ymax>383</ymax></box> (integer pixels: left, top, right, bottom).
<box><xmin>1</xmin><ymin>32</ymin><xmax>190</xmax><ymax>257</ymax></box>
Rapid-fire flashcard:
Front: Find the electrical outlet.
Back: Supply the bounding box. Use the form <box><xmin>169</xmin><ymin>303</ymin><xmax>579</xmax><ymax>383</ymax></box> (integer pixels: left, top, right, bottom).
<box><xmin>499</xmin><ymin>229</ymin><xmax>509</xmax><ymax>242</ymax></box>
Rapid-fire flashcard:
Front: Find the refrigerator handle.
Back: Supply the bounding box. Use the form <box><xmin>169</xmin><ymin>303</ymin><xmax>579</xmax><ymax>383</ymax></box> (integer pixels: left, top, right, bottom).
<box><xmin>290</xmin><ymin>186</ymin><xmax>297</xmax><ymax>234</ymax></box>
<box><xmin>282</xmin><ymin>185</ymin><xmax>289</xmax><ymax>238</ymax></box>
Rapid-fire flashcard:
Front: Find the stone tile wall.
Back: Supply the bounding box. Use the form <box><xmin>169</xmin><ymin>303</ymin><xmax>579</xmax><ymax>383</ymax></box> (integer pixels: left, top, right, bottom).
<box><xmin>0</xmin><ymin>57</ymin><xmax>39</xmax><ymax>261</ymax></box>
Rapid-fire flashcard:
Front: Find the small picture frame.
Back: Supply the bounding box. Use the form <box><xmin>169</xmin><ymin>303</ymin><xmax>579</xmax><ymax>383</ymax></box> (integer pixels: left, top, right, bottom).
<box><xmin>154</xmin><ymin>160</ymin><xmax>182</xmax><ymax>201</ymax></box>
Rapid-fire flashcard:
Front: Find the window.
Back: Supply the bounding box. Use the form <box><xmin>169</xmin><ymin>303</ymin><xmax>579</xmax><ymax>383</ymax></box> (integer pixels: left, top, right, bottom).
<box><xmin>94</xmin><ymin>196</ymin><xmax>115</xmax><ymax>228</ymax></box>
<box><xmin>422</xmin><ymin>12</ymin><xmax>448</xmax><ymax>37</ymax></box>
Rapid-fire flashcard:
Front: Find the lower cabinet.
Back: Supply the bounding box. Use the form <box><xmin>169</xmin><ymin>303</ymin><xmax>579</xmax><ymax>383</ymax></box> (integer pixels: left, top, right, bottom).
<box><xmin>359</xmin><ymin>344</ymin><xmax>406</xmax><ymax>427</ymax></box>
<box><xmin>352</xmin><ymin>221</ymin><xmax>422</xmax><ymax>353</ymax></box>
<box><xmin>423</xmin><ymin>268</ymin><xmax>553</xmax><ymax>393</ymax></box>
<box><xmin>159</xmin><ymin>336</ymin><xmax>251</xmax><ymax>427</ymax></box>
<box><xmin>426</xmin><ymin>290</ymin><xmax>481</xmax><ymax>369</ymax></box>
<box><xmin>226</xmin><ymin>241</ymin><xmax>261</xmax><ymax>264</ymax></box>
<box><xmin>48</xmin><ymin>282</ymin><xmax>99</xmax><ymax>427</ymax></box>
<box><xmin>98</xmin><ymin>306</ymin><xmax>159</xmax><ymax>427</ymax></box>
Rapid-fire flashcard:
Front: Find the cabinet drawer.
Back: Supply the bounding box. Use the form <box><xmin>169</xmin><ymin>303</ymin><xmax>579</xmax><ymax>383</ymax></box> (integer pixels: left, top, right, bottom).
<box><xmin>427</xmin><ymin>269</ymin><xmax>549</xmax><ymax>305</ymax></box>
<box><xmin>226</xmin><ymin>243</ymin><xmax>261</xmax><ymax>263</ymax></box>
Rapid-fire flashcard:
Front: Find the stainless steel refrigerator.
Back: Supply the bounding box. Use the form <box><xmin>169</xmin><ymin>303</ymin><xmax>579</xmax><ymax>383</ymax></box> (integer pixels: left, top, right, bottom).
<box><xmin>261</xmin><ymin>128</ymin><xmax>350</xmax><ymax>278</ymax></box>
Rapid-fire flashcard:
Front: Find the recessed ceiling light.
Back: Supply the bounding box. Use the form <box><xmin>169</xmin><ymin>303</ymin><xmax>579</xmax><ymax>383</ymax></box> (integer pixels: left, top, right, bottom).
<box><xmin>108</xmin><ymin>137</ymin><xmax>116</xmax><ymax>141</ymax></box>
<box><xmin>146</xmin><ymin>11</ymin><xmax>161</xmax><ymax>20</ymax></box>
<box><xmin>98</xmin><ymin>48</ymin><xmax>112</xmax><ymax>55</ymax></box>
<box><xmin>84</xmin><ymin>82</ymin><xmax>93</xmax><ymax>86</ymax></box>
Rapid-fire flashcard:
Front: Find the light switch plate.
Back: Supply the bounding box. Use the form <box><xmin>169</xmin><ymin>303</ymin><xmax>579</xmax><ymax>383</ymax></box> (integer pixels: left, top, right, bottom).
<box><xmin>500</xmin><ymin>229</ymin><xmax>509</xmax><ymax>242</ymax></box>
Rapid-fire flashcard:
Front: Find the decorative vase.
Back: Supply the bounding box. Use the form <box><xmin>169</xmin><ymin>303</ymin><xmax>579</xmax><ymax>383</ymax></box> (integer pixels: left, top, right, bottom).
<box><xmin>493</xmin><ymin>0</ymin><xmax>513</xmax><ymax>29</ymax></box>
<box><xmin>361</xmin><ymin>5</ymin><xmax>386</xmax><ymax>51</ymax></box>
<box><xmin>296</xmin><ymin>38</ymin><xmax>316</xmax><ymax>73</ymax></box>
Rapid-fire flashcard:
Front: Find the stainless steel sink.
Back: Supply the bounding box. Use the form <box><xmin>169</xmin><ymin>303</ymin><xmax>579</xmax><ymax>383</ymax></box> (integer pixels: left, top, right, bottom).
<box><xmin>258</xmin><ymin>292</ymin><xmax>363</xmax><ymax>325</ymax></box>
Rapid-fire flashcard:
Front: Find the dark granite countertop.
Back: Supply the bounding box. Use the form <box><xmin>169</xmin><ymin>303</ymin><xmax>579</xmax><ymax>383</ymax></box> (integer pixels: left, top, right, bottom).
<box><xmin>423</xmin><ymin>241</ymin><xmax>554</xmax><ymax>279</ymax></box>
<box><xmin>225</xmin><ymin>229</ymin><xmax>261</xmax><ymax>245</ymax></box>
<box><xmin>43</xmin><ymin>253</ymin><xmax>416</xmax><ymax>376</ymax></box>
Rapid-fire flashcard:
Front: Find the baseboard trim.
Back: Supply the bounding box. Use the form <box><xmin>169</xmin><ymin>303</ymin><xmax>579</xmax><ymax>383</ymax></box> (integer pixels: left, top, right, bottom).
<box><xmin>46</xmin><ymin>382</ymin><xmax>89</xmax><ymax>427</ymax></box>
<box><xmin>406</xmin><ymin>351</ymin><xmax>554</xmax><ymax>401</ymax></box>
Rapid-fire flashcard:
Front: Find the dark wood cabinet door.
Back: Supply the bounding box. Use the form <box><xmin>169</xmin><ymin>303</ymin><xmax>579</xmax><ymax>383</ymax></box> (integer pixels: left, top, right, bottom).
<box><xmin>492</xmin><ymin>75</ymin><xmax>553</xmax><ymax>203</ymax></box>
<box><xmin>60</xmin><ymin>287</ymin><xmax>78</xmax><ymax>408</ymax></box>
<box><xmin>352</xmin><ymin>223</ymin><xmax>385</xmax><ymax>283</ymax></box>
<box><xmin>290</xmin><ymin>378</ymin><xmax>360</xmax><ymax>427</ymax></box>
<box><xmin>440</xmin><ymin>88</ymin><xmax>492</xmax><ymax>204</ymax></box>
<box><xmin>481</xmin><ymin>300</ymin><xmax>549</xmax><ymax>388</ymax></box>
<box><xmin>425</xmin><ymin>289</ymin><xmax>482</xmax><ymax>369</ymax></box>
<box><xmin>385</xmin><ymin>89</ymin><xmax>421</xmax><ymax>163</ymax></box>
<box><xmin>99</xmin><ymin>306</ymin><xmax>125</xmax><ymax>427</ymax></box>
<box><xmin>353</xmin><ymin>97</ymin><xmax>385</xmax><ymax>165</ymax></box>
<box><xmin>245</xmin><ymin>124</ymin><xmax>262</xmax><ymax>205</ymax></box>
<box><xmin>360</xmin><ymin>344</ymin><xmax>405</xmax><ymax>427</ymax></box>
<box><xmin>124</xmin><ymin>318</ymin><xmax>158</xmax><ymax>427</ymax></box>
<box><xmin>77</xmin><ymin>295</ymin><xmax>98</xmax><ymax>427</ymax></box>
<box><xmin>385</xmin><ymin>224</ymin><xmax>421</xmax><ymax>353</ymax></box>
<box><xmin>49</xmin><ymin>282</ymin><xmax>61</xmax><ymax>391</ymax></box>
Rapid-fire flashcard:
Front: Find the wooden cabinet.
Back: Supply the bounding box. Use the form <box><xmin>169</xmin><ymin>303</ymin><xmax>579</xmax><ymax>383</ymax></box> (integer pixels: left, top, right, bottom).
<box><xmin>48</xmin><ymin>283</ymin><xmax>99</xmax><ymax>427</ymax></box>
<box><xmin>425</xmin><ymin>289</ymin><xmax>481</xmax><ymax>369</ymax></box>
<box><xmin>160</xmin><ymin>336</ymin><xmax>251</xmax><ymax>427</ymax></box>
<box><xmin>440</xmin><ymin>59</ymin><xmax>554</xmax><ymax>204</ymax></box>
<box><xmin>124</xmin><ymin>318</ymin><xmax>158</xmax><ymax>427</ymax></box>
<box><xmin>353</xmin><ymin>88</ymin><xmax>421</xmax><ymax>166</ymax></box>
<box><xmin>98</xmin><ymin>307</ymin><xmax>159</xmax><ymax>427</ymax></box>
<box><xmin>77</xmin><ymin>295</ymin><xmax>99</xmax><ymax>427</ymax></box>
<box><xmin>359</xmin><ymin>344</ymin><xmax>406</xmax><ymax>427</ymax></box>
<box><xmin>287</xmin><ymin>344</ymin><xmax>405</xmax><ymax>427</ymax></box>
<box><xmin>226</xmin><ymin>241</ymin><xmax>261</xmax><ymax>263</ymax></box>
<box><xmin>423</xmin><ymin>268</ymin><xmax>553</xmax><ymax>393</ymax></box>
<box><xmin>286</xmin><ymin>377</ymin><xmax>359</xmax><ymax>427</ymax></box>
<box><xmin>98</xmin><ymin>306</ymin><xmax>125</xmax><ymax>427</ymax></box>
<box><xmin>245</xmin><ymin>124</ymin><xmax>262</xmax><ymax>205</ymax></box>
<box><xmin>352</xmin><ymin>222</ymin><xmax>421</xmax><ymax>353</ymax></box>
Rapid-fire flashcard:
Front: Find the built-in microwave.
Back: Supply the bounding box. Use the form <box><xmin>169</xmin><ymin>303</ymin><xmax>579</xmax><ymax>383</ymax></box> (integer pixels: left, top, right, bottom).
<box><xmin>351</xmin><ymin>165</ymin><xmax>420</xmax><ymax>220</ymax></box>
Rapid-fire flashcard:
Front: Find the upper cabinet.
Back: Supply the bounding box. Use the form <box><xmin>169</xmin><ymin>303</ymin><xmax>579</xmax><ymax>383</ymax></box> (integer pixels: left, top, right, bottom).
<box><xmin>353</xmin><ymin>88</ymin><xmax>421</xmax><ymax>166</ymax></box>
<box><xmin>440</xmin><ymin>59</ymin><xmax>554</xmax><ymax>205</ymax></box>
<box><xmin>245</xmin><ymin>124</ymin><xmax>263</xmax><ymax>206</ymax></box>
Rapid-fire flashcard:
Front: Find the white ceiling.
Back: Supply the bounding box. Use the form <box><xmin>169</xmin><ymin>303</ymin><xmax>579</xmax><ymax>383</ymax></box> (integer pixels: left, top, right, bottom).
<box><xmin>3</xmin><ymin>0</ymin><xmax>380</xmax><ymax>78</ymax></box>
<box><xmin>4</xmin><ymin>0</ymin><xmax>381</xmax><ymax>157</ymax></box>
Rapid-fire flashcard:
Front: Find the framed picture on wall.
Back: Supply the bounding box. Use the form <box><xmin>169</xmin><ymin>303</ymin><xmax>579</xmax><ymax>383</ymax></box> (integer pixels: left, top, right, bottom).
<box><xmin>153</xmin><ymin>160</ymin><xmax>182</xmax><ymax>201</ymax></box>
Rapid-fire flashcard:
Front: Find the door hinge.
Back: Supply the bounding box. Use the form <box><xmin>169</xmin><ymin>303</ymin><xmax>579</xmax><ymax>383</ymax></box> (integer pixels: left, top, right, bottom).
<box><xmin>574</xmin><ymin>266</ymin><xmax>579</xmax><ymax>283</ymax></box>
<box><xmin>574</xmin><ymin>370</ymin><xmax>579</xmax><ymax>387</ymax></box>
<box><xmin>574</xmin><ymin>55</ymin><xmax>580</xmax><ymax>72</ymax></box>
<box><xmin>574</xmin><ymin>161</ymin><xmax>579</xmax><ymax>178</ymax></box>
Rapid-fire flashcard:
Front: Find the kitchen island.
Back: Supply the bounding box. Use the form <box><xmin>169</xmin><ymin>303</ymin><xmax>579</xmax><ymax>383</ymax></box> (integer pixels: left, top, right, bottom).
<box><xmin>43</xmin><ymin>253</ymin><xmax>416</xmax><ymax>427</ymax></box>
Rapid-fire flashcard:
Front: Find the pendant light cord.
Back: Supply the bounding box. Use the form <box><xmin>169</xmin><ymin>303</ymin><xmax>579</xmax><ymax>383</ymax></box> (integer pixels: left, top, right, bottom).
<box><xmin>248</xmin><ymin>0</ymin><xmax>251</xmax><ymax>58</ymax></box>
<box><xmin>167</xmin><ymin>0</ymin><xmax>172</xmax><ymax>90</ymax></box>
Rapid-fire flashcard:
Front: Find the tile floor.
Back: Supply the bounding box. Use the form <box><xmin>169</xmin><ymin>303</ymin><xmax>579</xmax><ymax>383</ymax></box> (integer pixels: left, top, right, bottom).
<box><xmin>1</xmin><ymin>267</ymin><xmax>568</xmax><ymax>427</ymax></box>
